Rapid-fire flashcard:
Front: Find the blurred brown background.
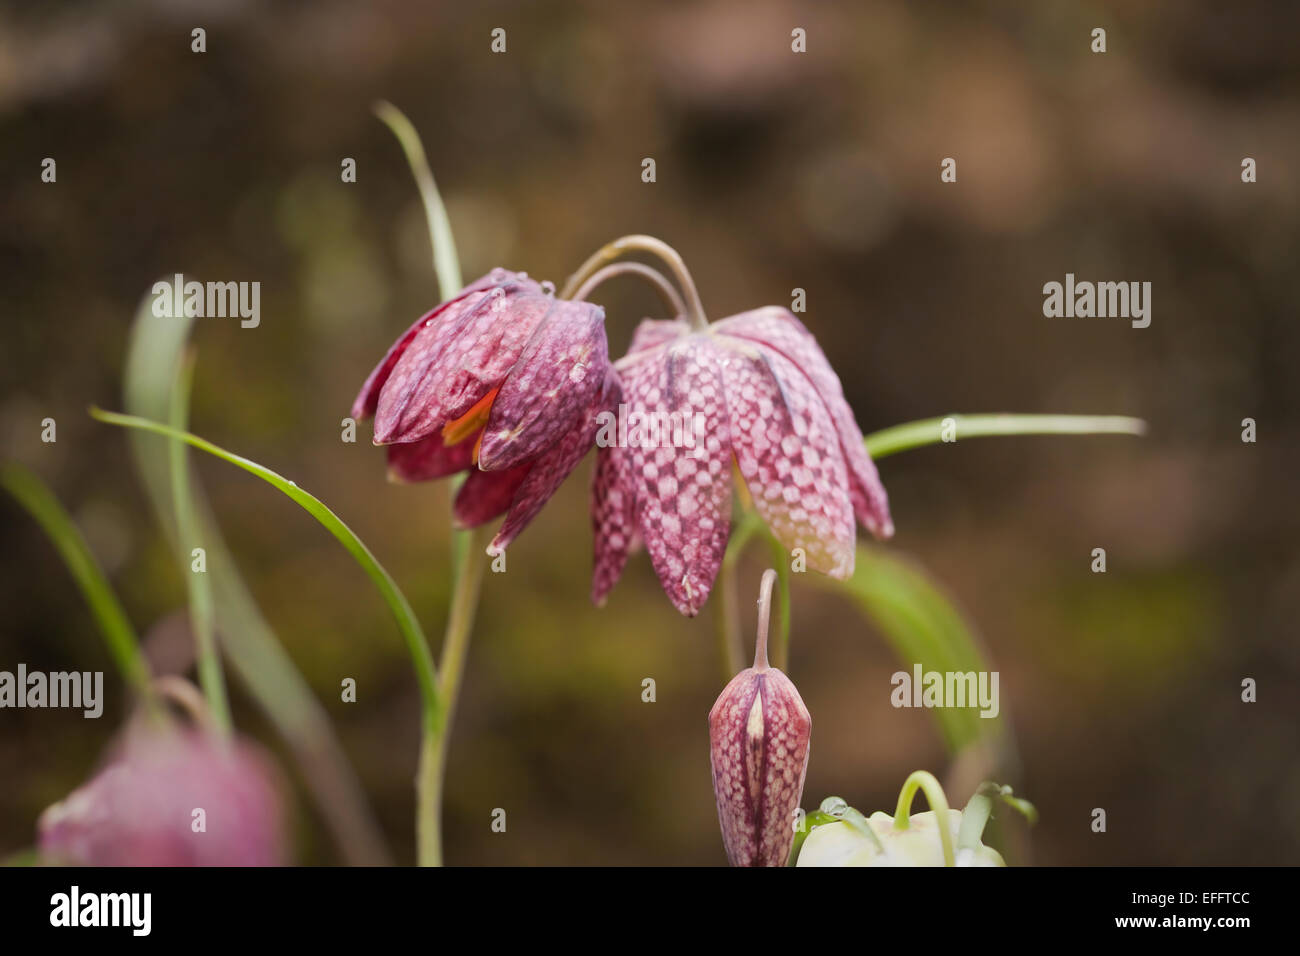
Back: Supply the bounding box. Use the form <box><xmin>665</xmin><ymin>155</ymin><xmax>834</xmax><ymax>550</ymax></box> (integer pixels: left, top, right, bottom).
<box><xmin>2</xmin><ymin>0</ymin><xmax>1298</xmax><ymax>865</ymax></box>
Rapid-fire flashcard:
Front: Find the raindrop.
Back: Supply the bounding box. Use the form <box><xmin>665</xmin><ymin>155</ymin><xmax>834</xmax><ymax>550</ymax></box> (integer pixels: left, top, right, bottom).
<box><xmin>541</xmin><ymin>280</ymin><xmax>556</xmax><ymax>296</ymax></box>
<box><xmin>820</xmin><ymin>796</ymin><xmax>848</xmax><ymax>816</ymax></box>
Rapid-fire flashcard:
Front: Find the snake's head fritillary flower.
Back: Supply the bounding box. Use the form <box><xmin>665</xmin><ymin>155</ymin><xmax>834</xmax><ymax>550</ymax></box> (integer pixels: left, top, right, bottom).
<box><xmin>708</xmin><ymin>569</ymin><xmax>811</xmax><ymax>867</ymax></box>
<box><xmin>37</xmin><ymin>727</ymin><xmax>286</xmax><ymax>866</ymax></box>
<box><xmin>592</xmin><ymin>306</ymin><xmax>892</xmax><ymax>616</ymax></box>
<box><xmin>793</xmin><ymin>780</ymin><xmax>1032</xmax><ymax>867</ymax></box>
<box><xmin>353</xmin><ymin>268</ymin><xmax>614</xmax><ymax>553</ymax></box>
<box><xmin>795</xmin><ymin>810</ymin><xmax>1005</xmax><ymax>867</ymax></box>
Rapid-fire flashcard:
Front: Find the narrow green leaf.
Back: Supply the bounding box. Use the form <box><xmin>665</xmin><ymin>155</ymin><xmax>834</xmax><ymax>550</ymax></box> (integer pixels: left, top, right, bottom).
<box><xmin>373</xmin><ymin>100</ymin><xmax>463</xmax><ymax>301</ymax></box>
<box><xmin>168</xmin><ymin>352</ymin><xmax>231</xmax><ymax>735</ymax></box>
<box><xmin>1</xmin><ymin>463</ymin><xmax>152</xmax><ymax>698</ymax></box>
<box><xmin>864</xmin><ymin>413</ymin><xmax>1146</xmax><ymax>460</ymax></box>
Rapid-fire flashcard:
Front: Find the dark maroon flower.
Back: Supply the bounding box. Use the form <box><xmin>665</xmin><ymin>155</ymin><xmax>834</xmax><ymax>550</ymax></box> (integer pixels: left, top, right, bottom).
<box><xmin>353</xmin><ymin>269</ymin><xmax>614</xmax><ymax>553</ymax></box>
<box><xmin>592</xmin><ymin>307</ymin><xmax>892</xmax><ymax>616</ymax></box>
<box><xmin>37</xmin><ymin>728</ymin><xmax>286</xmax><ymax>866</ymax></box>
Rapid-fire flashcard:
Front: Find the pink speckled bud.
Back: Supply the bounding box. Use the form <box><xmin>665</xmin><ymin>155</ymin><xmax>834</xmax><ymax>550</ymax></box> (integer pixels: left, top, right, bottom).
<box><xmin>37</xmin><ymin>725</ymin><xmax>286</xmax><ymax>867</ymax></box>
<box><xmin>708</xmin><ymin>569</ymin><xmax>811</xmax><ymax>866</ymax></box>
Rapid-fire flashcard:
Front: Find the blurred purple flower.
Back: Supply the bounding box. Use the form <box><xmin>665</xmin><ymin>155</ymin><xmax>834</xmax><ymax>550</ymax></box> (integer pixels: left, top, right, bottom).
<box><xmin>592</xmin><ymin>307</ymin><xmax>892</xmax><ymax>616</ymax></box>
<box><xmin>38</xmin><ymin>729</ymin><xmax>286</xmax><ymax>866</ymax></box>
<box><xmin>352</xmin><ymin>268</ymin><xmax>614</xmax><ymax>554</ymax></box>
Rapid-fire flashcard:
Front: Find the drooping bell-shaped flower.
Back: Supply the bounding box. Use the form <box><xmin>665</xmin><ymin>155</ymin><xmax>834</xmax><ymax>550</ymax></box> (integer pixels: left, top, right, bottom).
<box><xmin>37</xmin><ymin>726</ymin><xmax>286</xmax><ymax>866</ymax></box>
<box><xmin>708</xmin><ymin>569</ymin><xmax>811</xmax><ymax>867</ymax></box>
<box><xmin>592</xmin><ymin>306</ymin><xmax>892</xmax><ymax>616</ymax></box>
<box><xmin>353</xmin><ymin>268</ymin><xmax>615</xmax><ymax>554</ymax></box>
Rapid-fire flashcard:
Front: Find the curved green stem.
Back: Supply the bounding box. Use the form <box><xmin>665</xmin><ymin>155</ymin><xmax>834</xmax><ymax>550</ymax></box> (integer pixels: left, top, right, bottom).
<box><xmin>373</xmin><ymin>101</ymin><xmax>463</xmax><ymax>300</ymax></box>
<box><xmin>561</xmin><ymin>235</ymin><xmax>707</xmax><ymax>330</ymax></box>
<box><xmin>893</xmin><ymin>770</ymin><xmax>955</xmax><ymax>866</ymax></box>
<box><xmin>168</xmin><ymin>353</ymin><xmax>231</xmax><ymax>737</ymax></box>
<box><xmin>572</xmin><ymin>261</ymin><xmax>687</xmax><ymax>318</ymax></box>
<box><xmin>420</xmin><ymin>529</ymin><xmax>490</xmax><ymax>866</ymax></box>
<box><xmin>153</xmin><ymin>674</ymin><xmax>216</xmax><ymax>730</ymax></box>
<box><xmin>864</xmin><ymin>414</ymin><xmax>1146</xmax><ymax>460</ymax></box>
<box><xmin>2</xmin><ymin>463</ymin><xmax>155</xmax><ymax>703</ymax></box>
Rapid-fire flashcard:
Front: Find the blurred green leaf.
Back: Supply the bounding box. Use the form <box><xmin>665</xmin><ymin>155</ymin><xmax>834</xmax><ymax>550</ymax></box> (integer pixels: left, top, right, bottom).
<box><xmin>373</xmin><ymin>100</ymin><xmax>463</xmax><ymax>301</ymax></box>
<box><xmin>1</xmin><ymin>463</ymin><xmax>152</xmax><ymax>699</ymax></box>
<box><xmin>167</xmin><ymin>352</ymin><xmax>231</xmax><ymax>736</ymax></box>
<box><xmin>809</xmin><ymin>544</ymin><xmax>1005</xmax><ymax>756</ymax></box>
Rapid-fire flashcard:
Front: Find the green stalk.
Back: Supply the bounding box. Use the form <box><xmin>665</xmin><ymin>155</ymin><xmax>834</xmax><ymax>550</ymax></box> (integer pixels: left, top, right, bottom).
<box><xmin>766</xmin><ymin>535</ymin><xmax>791</xmax><ymax>671</ymax></box>
<box><xmin>2</xmin><ymin>464</ymin><xmax>154</xmax><ymax>701</ymax></box>
<box><xmin>374</xmin><ymin>101</ymin><xmax>486</xmax><ymax>865</ymax></box>
<box><xmin>893</xmin><ymin>770</ymin><xmax>955</xmax><ymax>866</ymax></box>
<box><xmin>714</xmin><ymin>512</ymin><xmax>760</xmax><ymax>678</ymax></box>
<box><xmin>168</xmin><ymin>353</ymin><xmax>231</xmax><ymax>736</ymax></box>
<box><xmin>419</xmin><ymin>529</ymin><xmax>490</xmax><ymax>866</ymax></box>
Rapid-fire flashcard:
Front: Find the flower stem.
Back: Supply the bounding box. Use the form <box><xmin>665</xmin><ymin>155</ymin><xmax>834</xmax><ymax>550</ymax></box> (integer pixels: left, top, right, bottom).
<box><xmin>168</xmin><ymin>352</ymin><xmax>231</xmax><ymax>738</ymax></box>
<box><xmin>753</xmin><ymin>568</ymin><xmax>777</xmax><ymax>669</ymax></box>
<box><xmin>893</xmin><ymin>770</ymin><xmax>955</xmax><ymax>866</ymax></box>
<box><xmin>715</xmin><ymin>513</ymin><xmax>760</xmax><ymax>678</ymax></box>
<box><xmin>864</xmin><ymin>413</ymin><xmax>1147</xmax><ymax>460</ymax></box>
<box><xmin>419</xmin><ymin>527</ymin><xmax>489</xmax><ymax>867</ymax></box>
<box><xmin>572</xmin><ymin>261</ymin><xmax>687</xmax><ymax>318</ymax></box>
<box><xmin>765</xmin><ymin>536</ymin><xmax>791</xmax><ymax>671</ymax></box>
<box><xmin>153</xmin><ymin>675</ymin><xmax>215</xmax><ymax>731</ymax></box>
<box><xmin>561</xmin><ymin>235</ymin><xmax>708</xmax><ymax>330</ymax></box>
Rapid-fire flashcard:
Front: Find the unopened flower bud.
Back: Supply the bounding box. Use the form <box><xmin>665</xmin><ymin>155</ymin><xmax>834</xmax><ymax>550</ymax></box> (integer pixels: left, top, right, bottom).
<box><xmin>708</xmin><ymin>569</ymin><xmax>811</xmax><ymax>866</ymax></box>
<box><xmin>37</xmin><ymin>723</ymin><xmax>286</xmax><ymax>867</ymax></box>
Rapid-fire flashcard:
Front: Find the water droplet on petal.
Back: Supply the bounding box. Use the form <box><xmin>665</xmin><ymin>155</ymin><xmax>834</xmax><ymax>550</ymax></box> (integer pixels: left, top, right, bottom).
<box><xmin>820</xmin><ymin>796</ymin><xmax>848</xmax><ymax>816</ymax></box>
<box><xmin>490</xmin><ymin>267</ymin><xmax>507</xmax><ymax>282</ymax></box>
<box><xmin>541</xmin><ymin>280</ymin><xmax>556</xmax><ymax>296</ymax></box>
